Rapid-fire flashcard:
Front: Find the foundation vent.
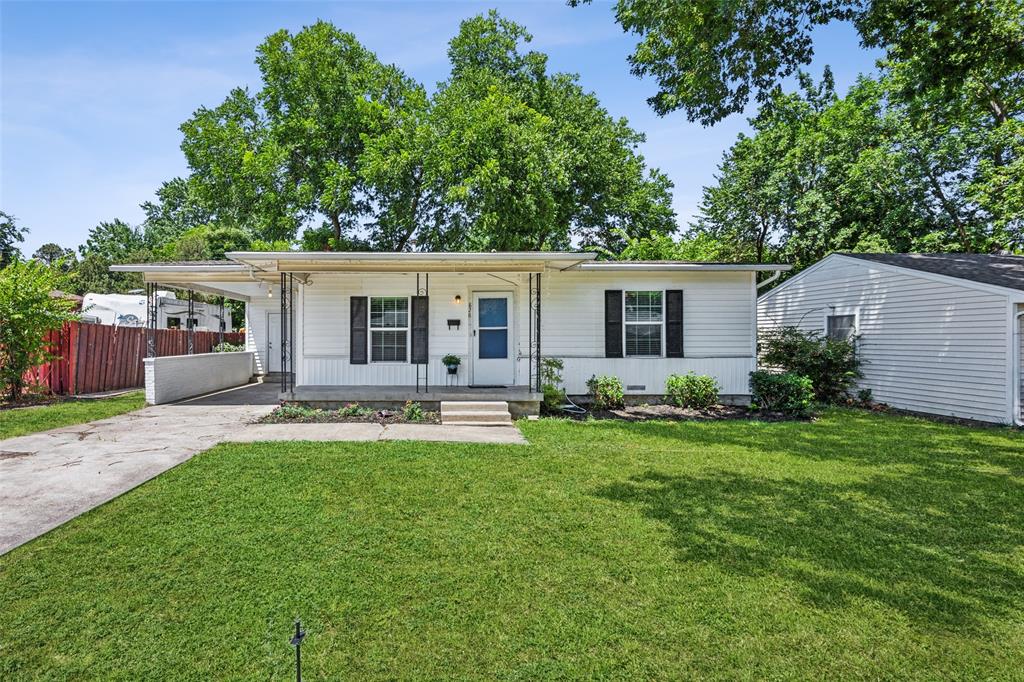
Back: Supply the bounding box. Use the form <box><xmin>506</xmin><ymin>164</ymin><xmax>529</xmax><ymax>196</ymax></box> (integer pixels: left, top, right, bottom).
<box><xmin>626</xmin><ymin>384</ymin><xmax>646</xmax><ymax>391</ymax></box>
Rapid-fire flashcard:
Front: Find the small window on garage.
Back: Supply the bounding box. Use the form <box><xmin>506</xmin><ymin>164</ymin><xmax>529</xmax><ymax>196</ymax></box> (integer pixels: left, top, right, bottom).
<box><xmin>826</xmin><ymin>314</ymin><xmax>856</xmax><ymax>341</ymax></box>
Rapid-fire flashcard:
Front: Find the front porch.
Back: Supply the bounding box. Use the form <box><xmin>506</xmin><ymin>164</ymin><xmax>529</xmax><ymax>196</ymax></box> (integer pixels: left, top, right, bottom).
<box><xmin>284</xmin><ymin>384</ymin><xmax>543</xmax><ymax>417</ymax></box>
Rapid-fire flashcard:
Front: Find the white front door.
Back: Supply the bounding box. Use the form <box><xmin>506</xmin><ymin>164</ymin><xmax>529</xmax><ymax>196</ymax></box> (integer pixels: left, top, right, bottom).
<box><xmin>472</xmin><ymin>292</ymin><xmax>514</xmax><ymax>386</ymax></box>
<box><xmin>267</xmin><ymin>313</ymin><xmax>281</xmax><ymax>373</ymax></box>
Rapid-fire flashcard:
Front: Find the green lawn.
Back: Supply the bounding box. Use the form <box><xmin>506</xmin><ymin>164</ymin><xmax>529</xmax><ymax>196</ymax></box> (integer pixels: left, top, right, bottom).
<box><xmin>0</xmin><ymin>391</ymin><xmax>145</xmax><ymax>440</ymax></box>
<box><xmin>2</xmin><ymin>410</ymin><xmax>1022</xmax><ymax>679</ymax></box>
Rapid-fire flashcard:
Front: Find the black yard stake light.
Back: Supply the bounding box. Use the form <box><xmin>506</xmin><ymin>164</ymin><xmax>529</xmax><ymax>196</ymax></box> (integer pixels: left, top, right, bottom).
<box><xmin>290</xmin><ymin>618</ymin><xmax>306</xmax><ymax>682</ymax></box>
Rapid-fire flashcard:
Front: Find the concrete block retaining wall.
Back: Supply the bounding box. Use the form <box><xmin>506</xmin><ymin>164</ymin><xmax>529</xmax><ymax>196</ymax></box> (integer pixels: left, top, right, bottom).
<box><xmin>144</xmin><ymin>351</ymin><xmax>254</xmax><ymax>404</ymax></box>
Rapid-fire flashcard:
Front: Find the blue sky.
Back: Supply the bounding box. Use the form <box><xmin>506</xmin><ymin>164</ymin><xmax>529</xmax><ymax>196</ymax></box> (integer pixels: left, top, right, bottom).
<box><xmin>2</xmin><ymin>1</ymin><xmax>881</xmax><ymax>255</ymax></box>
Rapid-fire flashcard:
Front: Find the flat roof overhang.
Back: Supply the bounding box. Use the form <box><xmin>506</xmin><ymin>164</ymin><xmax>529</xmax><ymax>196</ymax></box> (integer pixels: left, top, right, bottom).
<box><xmin>109</xmin><ymin>255</ymin><xmax>792</xmax><ymax>287</ymax></box>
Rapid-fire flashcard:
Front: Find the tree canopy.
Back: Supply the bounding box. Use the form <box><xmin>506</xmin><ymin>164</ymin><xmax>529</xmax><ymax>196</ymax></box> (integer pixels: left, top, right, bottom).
<box><xmin>174</xmin><ymin>12</ymin><xmax>675</xmax><ymax>252</ymax></box>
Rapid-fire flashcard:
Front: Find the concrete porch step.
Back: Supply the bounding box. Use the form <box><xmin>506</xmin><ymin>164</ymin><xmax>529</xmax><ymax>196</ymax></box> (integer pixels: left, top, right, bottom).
<box><xmin>441</xmin><ymin>401</ymin><xmax>513</xmax><ymax>426</ymax></box>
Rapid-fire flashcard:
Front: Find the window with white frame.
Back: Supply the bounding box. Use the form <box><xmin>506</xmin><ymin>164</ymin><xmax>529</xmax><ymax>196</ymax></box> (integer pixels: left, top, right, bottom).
<box><xmin>826</xmin><ymin>314</ymin><xmax>856</xmax><ymax>341</ymax></box>
<box><xmin>624</xmin><ymin>290</ymin><xmax>663</xmax><ymax>356</ymax></box>
<box><xmin>370</xmin><ymin>296</ymin><xmax>409</xmax><ymax>362</ymax></box>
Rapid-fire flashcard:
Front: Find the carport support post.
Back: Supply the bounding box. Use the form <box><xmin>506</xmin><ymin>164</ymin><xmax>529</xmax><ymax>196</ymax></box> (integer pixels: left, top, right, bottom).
<box><xmin>187</xmin><ymin>289</ymin><xmax>195</xmax><ymax>355</ymax></box>
<box><xmin>218</xmin><ymin>298</ymin><xmax>225</xmax><ymax>345</ymax></box>
<box><xmin>146</xmin><ymin>282</ymin><xmax>157</xmax><ymax>358</ymax></box>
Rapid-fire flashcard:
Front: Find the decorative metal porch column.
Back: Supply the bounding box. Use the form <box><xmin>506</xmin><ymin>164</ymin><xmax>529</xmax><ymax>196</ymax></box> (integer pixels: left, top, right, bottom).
<box><xmin>528</xmin><ymin>273</ymin><xmax>542</xmax><ymax>392</ymax></box>
<box><xmin>534</xmin><ymin>273</ymin><xmax>541</xmax><ymax>393</ymax></box>
<box><xmin>280</xmin><ymin>273</ymin><xmax>295</xmax><ymax>392</ymax></box>
<box><xmin>414</xmin><ymin>273</ymin><xmax>429</xmax><ymax>393</ymax></box>
<box><xmin>146</xmin><ymin>282</ymin><xmax>158</xmax><ymax>358</ymax></box>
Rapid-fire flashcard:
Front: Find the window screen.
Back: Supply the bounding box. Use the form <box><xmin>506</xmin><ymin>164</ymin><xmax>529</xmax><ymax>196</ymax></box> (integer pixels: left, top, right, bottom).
<box><xmin>370</xmin><ymin>297</ymin><xmax>409</xmax><ymax>362</ymax></box>
<box><xmin>826</xmin><ymin>314</ymin><xmax>856</xmax><ymax>341</ymax></box>
<box><xmin>625</xmin><ymin>291</ymin><xmax>663</xmax><ymax>356</ymax></box>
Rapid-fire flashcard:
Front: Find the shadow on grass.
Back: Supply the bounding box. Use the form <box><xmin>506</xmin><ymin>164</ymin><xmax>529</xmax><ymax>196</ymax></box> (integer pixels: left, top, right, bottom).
<box><xmin>588</xmin><ymin>414</ymin><xmax>1024</xmax><ymax>631</ymax></box>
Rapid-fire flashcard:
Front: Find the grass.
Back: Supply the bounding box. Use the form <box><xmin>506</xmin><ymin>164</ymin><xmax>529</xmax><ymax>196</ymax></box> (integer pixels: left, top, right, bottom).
<box><xmin>0</xmin><ymin>391</ymin><xmax>145</xmax><ymax>440</ymax></box>
<box><xmin>1</xmin><ymin>409</ymin><xmax>1022</xmax><ymax>679</ymax></box>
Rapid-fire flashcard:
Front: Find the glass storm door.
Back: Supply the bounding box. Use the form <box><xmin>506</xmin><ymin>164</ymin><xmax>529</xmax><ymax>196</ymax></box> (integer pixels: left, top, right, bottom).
<box><xmin>472</xmin><ymin>292</ymin><xmax>514</xmax><ymax>386</ymax></box>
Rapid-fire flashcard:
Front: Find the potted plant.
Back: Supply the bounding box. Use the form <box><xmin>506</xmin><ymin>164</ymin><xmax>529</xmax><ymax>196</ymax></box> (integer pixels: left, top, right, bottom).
<box><xmin>442</xmin><ymin>354</ymin><xmax>461</xmax><ymax>375</ymax></box>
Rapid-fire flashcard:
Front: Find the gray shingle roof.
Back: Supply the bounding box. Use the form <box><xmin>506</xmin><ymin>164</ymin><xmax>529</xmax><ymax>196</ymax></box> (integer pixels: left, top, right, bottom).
<box><xmin>843</xmin><ymin>253</ymin><xmax>1024</xmax><ymax>292</ymax></box>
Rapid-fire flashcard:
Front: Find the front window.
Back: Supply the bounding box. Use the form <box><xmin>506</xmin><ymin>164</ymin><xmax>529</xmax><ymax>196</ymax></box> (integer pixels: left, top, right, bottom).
<box><xmin>826</xmin><ymin>314</ymin><xmax>856</xmax><ymax>341</ymax></box>
<box><xmin>625</xmin><ymin>291</ymin><xmax>663</xmax><ymax>356</ymax></box>
<box><xmin>370</xmin><ymin>297</ymin><xmax>409</xmax><ymax>362</ymax></box>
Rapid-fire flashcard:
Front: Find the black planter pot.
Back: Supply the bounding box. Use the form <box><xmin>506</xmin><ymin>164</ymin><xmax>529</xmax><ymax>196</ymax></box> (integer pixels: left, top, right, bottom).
<box><xmin>445</xmin><ymin>365</ymin><xmax>459</xmax><ymax>375</ymax></box>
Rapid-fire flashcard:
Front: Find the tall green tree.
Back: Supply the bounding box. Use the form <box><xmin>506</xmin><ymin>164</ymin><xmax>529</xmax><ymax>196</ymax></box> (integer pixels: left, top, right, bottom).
<box><xmin>0</xmin><ymin>211</ymin><xmax>28</xmax><ymax>268</ymax></box>
<box><xmin>690</xmin><ymin>70</ymin><xmax>1017</xmax><ymax>271</ymax></box>
<box><xmin>575</xmin><ymin>0</ymin><xmax>1024</xmax><ymax>253</ymax></box>
<box><xmin>177</xmin><ymin>13</ymin><xmax>675</xmax><ymax>252</ymax></box>
<box><xmin>181</xmin><ymin>21</ymin><xmax>418</xmax><ymax>245</ymax></box>
<box><xmin>572</xmin><ymin>0</ymin><xmax>1024</xmax><ymax>125</ymax></box>
<box><xmin>369</xmin><ymin>11</ymin><xmax>676</xmax><ymax>252</ymax></box>
<box><xmin>32</xmin><ymin>243</ymin><xmax>76</xmax><ymax>270</ymax></box>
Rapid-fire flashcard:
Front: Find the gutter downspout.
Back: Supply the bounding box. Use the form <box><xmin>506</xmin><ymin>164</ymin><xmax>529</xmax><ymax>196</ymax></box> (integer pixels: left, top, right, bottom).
<box><xmin>1014</xmin><ymin>309</ymin><xmax>1023</xmax><ymax>427</ymax></box>
<box><xmin>756</xmin><ymin>270</ymin><xmax>782</xmax><ymax>290</ymax></box>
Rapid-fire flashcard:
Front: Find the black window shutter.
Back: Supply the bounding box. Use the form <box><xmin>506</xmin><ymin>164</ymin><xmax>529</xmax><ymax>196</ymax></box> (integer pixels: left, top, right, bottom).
<box><xmin>605</xmin><ymin>290</ymin><xmax>623</xmax><ymax>358</ymax></box>
<box><xmin>666</xmin><ymin>289</ymin><xmax>684</xmax><ymax>358</ymax></box>
<box><xmin>350</xmin><ymin>296</ymin><xmax>368</xmax><ymax>364</ymax></box>
<box><xmin>411</xmin><ymin>296</ymin><xmax>429</xmax><ymax>364</ymax></box>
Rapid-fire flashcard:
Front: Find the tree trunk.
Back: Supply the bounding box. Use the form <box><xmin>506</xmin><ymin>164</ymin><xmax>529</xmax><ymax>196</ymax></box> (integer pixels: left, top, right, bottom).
<box><xmin>329</xmin><ymin>213</ymin><xmax>342</xmax><ymax>245</ymax></box>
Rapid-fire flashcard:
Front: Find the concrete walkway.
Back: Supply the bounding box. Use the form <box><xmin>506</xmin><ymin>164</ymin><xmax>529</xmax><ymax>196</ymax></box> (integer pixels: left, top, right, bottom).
<box><xmin>233</xmin><ymin>422</ymin><xmax>527</xmax><ymax>444</ymax></box>
<box><xmin>0</xmin><ymin>381</ymin><xmax>525</xmax><ymax>555</ymax></box>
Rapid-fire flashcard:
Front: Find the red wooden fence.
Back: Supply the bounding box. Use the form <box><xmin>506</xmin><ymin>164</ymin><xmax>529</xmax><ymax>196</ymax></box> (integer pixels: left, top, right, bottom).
<box><xmin>24</xmin><ymin>321</ymin><xmax>245</xmax><ymax>396</ymax></box>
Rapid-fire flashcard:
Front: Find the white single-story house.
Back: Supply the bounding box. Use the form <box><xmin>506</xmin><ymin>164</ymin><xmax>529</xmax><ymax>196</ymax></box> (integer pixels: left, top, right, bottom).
<box><xmin>112</xmin><ymin>252</ymin><xmax>789</xmax><ymax>413</ymax></box>
<box><xmin>757</xmin><ymin>253</ymin><xmax>1024</xmax><ymax>426</ymax></box>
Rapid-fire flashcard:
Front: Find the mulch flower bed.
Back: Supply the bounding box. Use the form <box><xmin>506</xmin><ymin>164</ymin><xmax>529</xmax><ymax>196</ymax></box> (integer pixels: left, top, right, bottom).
<box><xmin>547</xmin><ymin>403</ymin><xmax>806</xmax><ymax>422</ymax></box>
<box><xmin>259</xmin><ymin>403</ymin><xmax>440</xmax><ymax>425</ymax></box>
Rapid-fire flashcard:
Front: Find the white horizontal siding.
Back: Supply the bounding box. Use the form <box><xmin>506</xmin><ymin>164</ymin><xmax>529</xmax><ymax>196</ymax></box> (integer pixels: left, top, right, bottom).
<box><xmin>542</xmin><ymin>270</ymin><xmax>755</xmax><ymax>358</ymax></box>
<box><xmin>245</xmin><ymin>298</ymin><xmax>276</xmax><ymax>375</ymax></box>
<box><xmin>295</xmin><ymin>269</ymin><xmax>758</xmax><ymax>395</ymax></box>
<box><xmin>758</xmin><ymin>256</ymin><xmax>1012</xmax><ymax>424</ymax></box>
<box><xmin>299</xmin><ymin>272</ymin><xmax>532</xmax><ymax>386</ymax></box>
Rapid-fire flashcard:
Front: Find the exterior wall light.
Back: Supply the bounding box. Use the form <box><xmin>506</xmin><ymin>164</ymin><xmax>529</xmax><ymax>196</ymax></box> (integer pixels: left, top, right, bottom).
<box><xmin>454</xmin><ymin>295</ymin><xmax>462</xmax><ymax>304</ymax></box>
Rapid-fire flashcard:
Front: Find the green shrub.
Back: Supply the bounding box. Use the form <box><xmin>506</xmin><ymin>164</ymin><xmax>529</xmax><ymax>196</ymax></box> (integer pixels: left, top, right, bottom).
<box><xmin>540</xmin><ymin>357</ymin><xmax>566</xmax><ymax>409</ymax></box>
<box><xmin>587</xmin><ymin>375</ymin><xmax>624</xmax><ymax>409</ymax></box>
<box><xmin>749</xmin><ymin>371</ymin><xmax>814</xmax><ymax>416</ymax></box>
<box><xmin>213</xmin><ymin>342</ymin><xmax>244</xmax><ymax>353</ymax></box>
<box><xmin>337</xmin><ymin>402</ymin><xmax>371</xmax><ymax>418</ymax></box>
<box><xmin>402</xmin><ymin>400</ymin><xmax>424</xmax><ymax>422</ymax></box>
<box><xmin>275</xmin><ymin>404</ymin><xmax>321</xmax><ymax>420</ymax></box>
<box><xmin>0</xmin><ymin>259</ymin><xmax>79</xmax><ymax>400</ymax></box>
<box><xmin>759</xmin><ymin>326</ymin><xmax>862</xmax><ymax>404</ymax></box>
<box><xmin>442</xmin><ymin>354</ymin><xmax>461</xmax><ymax>367</ymax></box>
<box><xmin>665</xmin><ymin>372</ymin><xmax>719</xmax><ymax>409</ymax></box>
<box><xmin>542</xmin><ymin>384</ymin><xmax>565</xmax><ymax>410</ymax></box>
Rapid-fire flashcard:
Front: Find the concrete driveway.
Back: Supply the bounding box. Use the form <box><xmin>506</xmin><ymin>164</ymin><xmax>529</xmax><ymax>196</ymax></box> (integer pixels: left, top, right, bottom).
<box><xmin>0</xmin><ymin>381</ymin><xmax>279</xmax><ymax>555</ymax></box>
